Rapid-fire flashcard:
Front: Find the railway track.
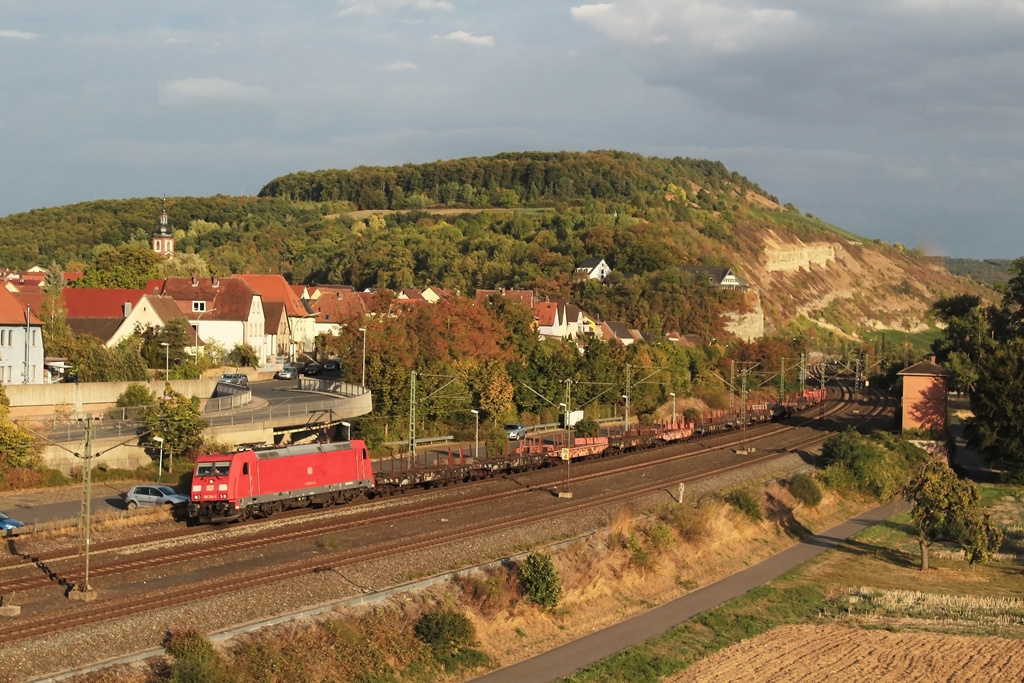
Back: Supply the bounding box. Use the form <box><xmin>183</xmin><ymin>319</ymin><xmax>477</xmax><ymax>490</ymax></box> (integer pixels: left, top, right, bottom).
<box><xmin>0</xmin><ymin>384</ymin><xmax>854</xmax><ymax>596</ymax></box>
<box><xmin>0</xmin><ymin>383</ymin><xmax>888</xmax><ymax>645</ymax></box>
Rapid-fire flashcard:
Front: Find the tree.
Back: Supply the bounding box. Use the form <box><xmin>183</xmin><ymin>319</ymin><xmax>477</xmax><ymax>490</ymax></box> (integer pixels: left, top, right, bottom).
<box><xmin>226</xmin><ymin>343</ymin><xmax>259</xmax><ymax>368</ymax></box>
<box><xmin>142</xmin><ymin>385</ymin><xmax>207</xmax><ymax>458</ymax></box>
<box><xmin>77</xmin><ymin>243</ymin><xmax>163</xmax><ymax>289</ymax></box>
<box><xmin>518</xmin><ymin>551</ymin><xmax>561</xmax><ymax>609</ymax></box>
<box><xmin>969</xmin><ymin>338</ymin><xmax>1024</xmax><ymax>480</ymax></box>
<box><xmin>0</xmin><ymin>382</ymin><xmax>37</xmax><ymax>470</ymax></box>
<box><xmin>903</xmin><ymin>460</ymin><xmax>1002</xmax><ymax>570</ymax></box>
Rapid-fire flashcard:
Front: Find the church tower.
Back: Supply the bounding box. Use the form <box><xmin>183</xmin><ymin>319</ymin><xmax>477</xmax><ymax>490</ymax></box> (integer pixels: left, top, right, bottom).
<box><xmin>152</xmin><ymin>202</ymin><xmax>175</xmax><ymax>259</ymax></box>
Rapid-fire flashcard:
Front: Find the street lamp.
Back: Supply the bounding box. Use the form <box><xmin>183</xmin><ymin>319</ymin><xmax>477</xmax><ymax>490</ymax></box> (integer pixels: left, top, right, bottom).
<box><xmin>160</xmin><ymin>342</ymin><xmax>170</xmax><ymax>379</ymax></box>
<box><xmin>152</xmin><ymin>435</ymin><xmax>164</xmax><ymax>484</ymax></box>
<box><xmin>669</xmin><ymin>392</ymin><xmax>676</xmax><ymax>425</ymax></box>
<box><xmin>358</xmin><ymin>327</ymin><xmax>367</xmax><ymax>387</ymax></box>
<box><xmin>470</xmin><ymin>409</ymin><xmax>479</xmax><ymax>459</ymax></box>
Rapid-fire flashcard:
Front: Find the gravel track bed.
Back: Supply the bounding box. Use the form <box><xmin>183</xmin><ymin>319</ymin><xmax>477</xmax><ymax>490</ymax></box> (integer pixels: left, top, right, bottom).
<box><xmin>3</xmin><ymin>449</ymin><xmax>812</xmax><ymax>681</ymax></box>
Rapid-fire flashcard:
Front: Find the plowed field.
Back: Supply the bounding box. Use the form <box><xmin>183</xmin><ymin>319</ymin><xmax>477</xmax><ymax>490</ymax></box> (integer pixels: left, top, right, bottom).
<box><xmin>666</xmin><ymin>624</ymin><xmax>1024</xmax><ymax>682</ymax></box>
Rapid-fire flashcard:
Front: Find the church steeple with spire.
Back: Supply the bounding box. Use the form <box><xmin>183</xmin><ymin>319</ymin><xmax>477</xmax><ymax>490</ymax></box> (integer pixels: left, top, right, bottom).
<box><xmin>152</xmin><ymin>201</ymin><xmax>175</xmax><ymax>259</ymax></box>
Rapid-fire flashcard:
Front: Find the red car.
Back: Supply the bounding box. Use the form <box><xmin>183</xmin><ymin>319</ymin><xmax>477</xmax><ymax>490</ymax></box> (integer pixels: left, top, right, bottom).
<box><xmin>188</xmin><ymin>440</ymin><xmax>373</xmax><ymax>523</ymax></box>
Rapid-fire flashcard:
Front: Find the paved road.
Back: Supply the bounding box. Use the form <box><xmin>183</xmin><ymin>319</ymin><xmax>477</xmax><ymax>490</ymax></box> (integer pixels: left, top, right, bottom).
<box><xmin>474</xmin><ymin>500</ymin><xmax>902</xmax><ymax>683</ymax></box>
<box><xmin>0</xmin><ymin>484</ymin><xmax>131</xmax><ymax>527</ymax></box>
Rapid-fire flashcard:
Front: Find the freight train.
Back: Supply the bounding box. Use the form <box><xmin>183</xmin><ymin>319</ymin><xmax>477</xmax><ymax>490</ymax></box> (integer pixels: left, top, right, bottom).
<box><xmin>188</xmin><ymin>388</ymin><xmax>828</xmax><ymax>523</ymax></box>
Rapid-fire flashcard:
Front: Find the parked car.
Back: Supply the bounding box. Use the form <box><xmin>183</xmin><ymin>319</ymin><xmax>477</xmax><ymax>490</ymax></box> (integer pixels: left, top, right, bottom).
<box><xmin>303</xmin><ymin>363</ymin><xmax>322</xmax><ymax>376</ymax></box>
<box><xmin>505</xmin><ymin>423</ymin><xmax>527</xmax><ymax>440</ymax></box>
<box><xmin>322</xmin><ymin>359</ymin><xmax>340</xmax><ymax>372</ymax></box>
<box><xmin>124</xmin><ymin>485</ymin><xmax>189</xmax><ymax>510</ymax></box>
<box><xmin>0</xmin><ymin>512</ymin><xmax>25</xmax><ymax>536</ymax></box>
<box><xmin>219</xmin><ymin>373</ymin><xmax>249</xmax><ymax>387</ymax></box>
<box><xmin>276</xmin><ymin>366</ymin><xmax>296</xmax><ymax>380</ymax></box>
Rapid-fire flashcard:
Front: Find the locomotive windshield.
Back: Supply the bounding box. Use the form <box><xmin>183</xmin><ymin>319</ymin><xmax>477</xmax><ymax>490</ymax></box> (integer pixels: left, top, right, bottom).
<box><xmin>195</xmin><ymin>461</ymin><xmax>232</xmax><ymax>476</ymax></box>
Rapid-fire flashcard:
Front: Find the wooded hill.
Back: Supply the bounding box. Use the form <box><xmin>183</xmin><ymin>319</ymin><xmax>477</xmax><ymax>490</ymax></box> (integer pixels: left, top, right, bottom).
<box><xmin>0</xmin><ymin>151</ymin><xmax>987</xmax><ymax>337</ymax></box>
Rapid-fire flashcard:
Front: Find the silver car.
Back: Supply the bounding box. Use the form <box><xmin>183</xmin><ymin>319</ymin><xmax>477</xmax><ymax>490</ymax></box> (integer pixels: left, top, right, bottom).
<box><xmin>505</xmin><ymin>423</ymin><xmax>527</xmax><ymax>440</ymax></box>
<box><xmin>276</xmin><ymin>366</ymin><xmax>296</xmax><ymax>380</ymax></box>
<box><xmin>125</xmin><ymin>485</ymin><xmax>188</xmax><ymax>510</ymax></box>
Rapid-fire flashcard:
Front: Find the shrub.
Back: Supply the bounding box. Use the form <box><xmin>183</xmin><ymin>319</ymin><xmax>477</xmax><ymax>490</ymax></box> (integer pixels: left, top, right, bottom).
<box><xmin>575</xmin><ymin>417</ymin><xmax>601</xmax><ymax>438</ymax></box>
<box><xmin>458</xmin><ymin>568</ymin><xmax>517</xmax><ymax>617</ymax></box>
<box><xmin>414</xmin><ymin>609</ymin><xmax>489</xmax><ymax>672</ymax></box>
<box><xmin>627</xmin><ymin>533</ymin><xmax>654</xmax><ymax>572</ymax></box>
<box><xmin>164</xmin><ymin>629</ymin><xmax>227</xmax><ymax>683</ymax></box>
<box><xmin>115</xmin><ymin>383</ymin><xmax>157</xmax><ymax>408</ymax></box>
<box><xmin>661</xmin><ymin>505</ymin><xmax>710</xmax><ymax>543</ymax></box>
<box><xmin>518</xmin><ymin>552</ymin><xmax>562</xmax><ymax>609</ymax></box>
<box><xmin>819</xmin><ymin>462</ymin><xmax>858</xmax><ymax>494</ymax></box>
<box><xmin>226</xmin><ymin>343</ymin><xmax>259</xmax><ymax>368</ymax></box>
<box><xmin>646</xmin><ymin>520</ymin><xmax>676</xmax><ymax>550</ymax></box>
<box><xmin>788</xmin><ymin>473</ymin><xmax>823</xmax><ymax>507</ymax></box>
<box><xmin>725</xmin><ymin>489</ymin><xmax>764</xmax><ymax>522</ymax></box>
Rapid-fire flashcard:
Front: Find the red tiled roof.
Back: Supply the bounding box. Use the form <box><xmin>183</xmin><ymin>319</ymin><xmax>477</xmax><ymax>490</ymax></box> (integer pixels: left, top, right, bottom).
<box><xmin>9</xmin><ymin>290</ymin><xmax>46</xmax><ymax>320</ymax></box>
<box><xmin>156</xmin><ymin>277</ymin><xmax>259</xmax><ymax>322</ymax></box>
<box><xmin>535</xmin><ymin>302</ymin><xmax>558</xmax><ymax>327</ymax></box>
<box><xmin>311</xmin><ymin>289</ymin><xmax>368</xmax><ymax>323</ymax></box>
<box><xmin>0</xmin><ymin>287</ymin><xmax>43</xmax><ymax>325</ymax></box>
<box><xmin>234</xmin><ymin>274</ymin><xmax>310</xmax><ymax>318</ymax></box>
<box><xmin>62</xmin><ymin>288</ymin><xmax>145</xmax><ymax>318</ymax></box>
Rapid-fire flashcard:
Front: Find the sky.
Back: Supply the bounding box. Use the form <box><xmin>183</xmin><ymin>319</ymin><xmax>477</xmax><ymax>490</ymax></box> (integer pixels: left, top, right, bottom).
<box><xmin>2</xmin><ymin>1</ymin><xmax>1023</xmax><ymax>259</ymax></box>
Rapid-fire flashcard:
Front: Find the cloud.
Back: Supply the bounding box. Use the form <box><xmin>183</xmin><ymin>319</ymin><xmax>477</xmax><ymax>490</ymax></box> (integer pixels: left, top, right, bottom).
<box><xmin>570</xmin><ymin>0</ymin><xmax>804</xmax><ymax>52</ymax></box>
<box><xmin>388</xmin><ymin>61</ymin><xmax>418</xmax><ymax>70</ymax></box>
<box><xmin>159</xmin><ymin>78</ymin><xmax>271</xmax><ymax>108</ymax></box>
<box><xmin>437</xmin><ymin>30</ymin><xmax>495</xmax><ymax>47</ymax></box>
<box><xmin>337</xmin><ymin>0</ymin><xmax>454</xmax><ymax>16</ymax></box>
<box><xmin>0</xmin><ymin>29</ymin><xmax>39</xmax><ymax>40</ymax></box>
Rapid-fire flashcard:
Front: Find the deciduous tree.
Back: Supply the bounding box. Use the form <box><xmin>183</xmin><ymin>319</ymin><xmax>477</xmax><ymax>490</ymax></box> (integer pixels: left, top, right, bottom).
<box><xmin>903</xmin><ymin>460</ymin><xmax>1002</xmax><ymax>570</ymax></box>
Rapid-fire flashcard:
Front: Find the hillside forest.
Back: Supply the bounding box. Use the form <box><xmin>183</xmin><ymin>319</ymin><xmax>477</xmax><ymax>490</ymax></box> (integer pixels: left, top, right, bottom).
<box><xmin>0</xmin><ymin>151</ymin><xmax>995</xmax><ymax>457</ymax></box>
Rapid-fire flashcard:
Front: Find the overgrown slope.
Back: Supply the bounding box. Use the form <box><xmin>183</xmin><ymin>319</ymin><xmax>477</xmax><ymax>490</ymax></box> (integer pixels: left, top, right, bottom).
<box><xmin>0</xmin><ymin>151</ymin><xmax>989</xmax><ymax>336</ymax></box>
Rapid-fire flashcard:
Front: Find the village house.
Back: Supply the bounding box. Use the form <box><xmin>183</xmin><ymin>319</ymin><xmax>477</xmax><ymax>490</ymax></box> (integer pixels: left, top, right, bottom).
<box><xmin>574</xmin><ymin>258</ymin><xmax>612</xmax><ymax>281</ymax></box>
<box><xmin>0</xmin><ymin>287</ymin><xmax>44</xmax><ymax>384</ymax></box>
<box><xmin>233</xmin><ymin>274</ymin><xmax>316</xmax><ymax>356</ymax></box>
<box><xmin>679</xmin><ymin>265</ymin><xmax>749</xmax><ymax>290</ymax></box>
<box><xmin>150</xmin><ymin>276</ymin><xmax>267</xmax><ymax>362</ymax></box>
<box><xmin>897</xmin><ymin>358</ymin><xmax>952</xmax><ymax>433</ymax></box>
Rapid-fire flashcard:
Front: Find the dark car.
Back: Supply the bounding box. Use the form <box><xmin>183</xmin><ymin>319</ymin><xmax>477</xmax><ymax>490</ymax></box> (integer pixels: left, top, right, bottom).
<box><xmin>0</xmin><ymin>512</ymin><xmax>25</xmax><ymax>536</ymax></box>
<box><xmin>322</xmin><ymin>359</ymin><xmax>340</xmax><ymax>372</ymax></box>
<box><xmin>303</xmin><ymin>363</ymin><xmax>322</xmax><ymax>376</ymax></box>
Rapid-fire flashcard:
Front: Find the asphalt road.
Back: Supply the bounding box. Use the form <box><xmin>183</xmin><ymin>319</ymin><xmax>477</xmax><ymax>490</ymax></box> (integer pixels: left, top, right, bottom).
<box><xmin>473</xmin><ymin>500</ymin><xmax>902</xmax><ymax>683</ymax></box>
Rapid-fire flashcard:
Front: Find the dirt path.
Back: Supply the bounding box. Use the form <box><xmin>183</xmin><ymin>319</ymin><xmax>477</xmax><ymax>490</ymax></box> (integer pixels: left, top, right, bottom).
<box><xmin>670</xmin><ymin>623</ymin><xmax>1024</xmax><ymax>682</ymax></box>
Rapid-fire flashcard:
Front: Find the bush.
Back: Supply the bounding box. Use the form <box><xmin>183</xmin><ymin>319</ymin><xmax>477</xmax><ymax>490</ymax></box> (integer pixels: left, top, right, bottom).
<box><xmin>818</xmin><ymin>428</ymin><xmax>919</xmax><ymax>501</ymax></box>
<box><xmin>788</xmin><ymin>473</ymin><xmax>823</xmax><ymax>507</ymax></box>
<box><xmin>646</xmin><ymin>520</ymin><xmax>676</xmax><ymax>550</ymax></box>
<box><xmin>819</xmin><ymin>462</ymin><xmax>858</xmax><ymax>494</ymax></box>
<box><xmin>661</xmin><ymin>505</ymin><xmax>710</xmax><ymax>543</ymax></box>
<box><xmin>114</xmin><ymin>383</ymin><xmax>157</xmax><ymax>408</ymax></box>
<box><xmin>627</xmin><ymin>533</ymin><xmax>654</xmax><ymax>572</ymax></box>
<box><xmin>226</xmin><ymin>343</ymin><xmax>259</xmax><ymax>368</ymax></box>
<box><xmin>518</xmin><ymin>552</ymin><xmax>562</xmax><ymax>609</ymax></box>
<box><xmin>414</xmin><ymin>609</ymin><xmax>489</xmax><ymax>672</ymax></box>
<box><xmin>725</xmin><ymin>489</ymin><xmax>764</xmax><ymax>522</ymax></box>
<box><xmin>575</xmin><ymin>417</ymin><xmax>601</xmax><ymax>438</ymax></box>
<box><xmin>164</xmin><ymin>629</ymin><xmax>227</xmax><ymax>683</ymax></box>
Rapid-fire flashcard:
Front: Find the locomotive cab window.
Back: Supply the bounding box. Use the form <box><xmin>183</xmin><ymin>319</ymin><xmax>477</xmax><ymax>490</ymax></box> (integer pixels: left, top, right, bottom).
<box><xmin>196</xmin><ymin>462</ymin><xmax>215</xmax><ymax>476</ymax></box>
<box><xmin>362</xmin><ymin>449</ymin><xmax>367</xmax><ymax>460</ymax></box>
<box><xmin>242</xmin><ymin>463</ymin><xmax>250</xmax><ymax>475</ymax></box>
<box><xmin>213</xmin><ymin>461</ymin><xmax>231</xmax><ymax>475</ymax></box>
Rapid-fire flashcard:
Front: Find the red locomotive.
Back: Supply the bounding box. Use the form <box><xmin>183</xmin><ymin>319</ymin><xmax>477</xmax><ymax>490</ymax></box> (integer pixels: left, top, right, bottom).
<box><xmin>188</xmin><ymin>440</ymin><xmax>374</xmax><ymax>523</ymax></box>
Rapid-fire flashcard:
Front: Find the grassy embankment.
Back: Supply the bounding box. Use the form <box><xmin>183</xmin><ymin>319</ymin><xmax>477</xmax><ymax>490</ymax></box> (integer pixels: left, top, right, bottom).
<box><xmin>566</xmin><ymin>483</ymin><xmax>1024</xmax><ymax>683</ymax></box>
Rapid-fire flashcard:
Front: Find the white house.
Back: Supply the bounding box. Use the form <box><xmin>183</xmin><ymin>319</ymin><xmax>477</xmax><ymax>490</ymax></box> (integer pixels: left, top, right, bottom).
<box><xmin>0</xmin><ymin>287</ymin><xmax>44</xmax><ymax>384</ymax></box>
<box><xmin>575</xmin><ymin>258</ymin><xmax>612</xmax><ymax>281</ymax></box>
<box><xmin>152</xmin><ymin>276</ymin><xmax>267</xmax><ymax>362</ymax></box>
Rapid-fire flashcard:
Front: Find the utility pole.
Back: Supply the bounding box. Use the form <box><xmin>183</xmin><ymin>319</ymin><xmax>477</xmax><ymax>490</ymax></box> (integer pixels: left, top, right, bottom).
<box><xmin>407</xmin><ymin>370</ymin><xmax>417</xmax><ymax>462</ymax></box>
<box><xmin>780</xmin><ymin>357</ymin><xmax>786</xmax><ymax>403</ymax></box>
<box><xmin>71</xmin><ymin>414</ymin><xmax>97</xmax><ymax>601</ymax></box>
<box><xmin>729</xmin><ymin>360</ymin><xmax>736</xmax><ymax>413</ymax></box>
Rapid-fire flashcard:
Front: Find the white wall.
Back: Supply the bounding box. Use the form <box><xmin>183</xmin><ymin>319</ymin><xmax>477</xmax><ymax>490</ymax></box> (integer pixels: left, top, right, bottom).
<box><xmin>0</xmin><ymin>323</ymin><xmax>44</xmax><ymax>384</ymax></box>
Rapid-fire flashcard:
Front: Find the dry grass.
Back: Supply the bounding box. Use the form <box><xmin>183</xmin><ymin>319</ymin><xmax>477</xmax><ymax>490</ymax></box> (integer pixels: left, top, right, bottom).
<box><xmin>671</xmin><ymin>624</ymin><xmax>1024</xmax><ymax>683</ymax></box>
<box><xmin>843</xmin><ymin>586</ymin><xmax>1024</xmax><ymax>627</ymax></box>
<box><xmin>20</xmin><ymin>506</ymin><xmax>174</xmax><ymax>543</ymax></box>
